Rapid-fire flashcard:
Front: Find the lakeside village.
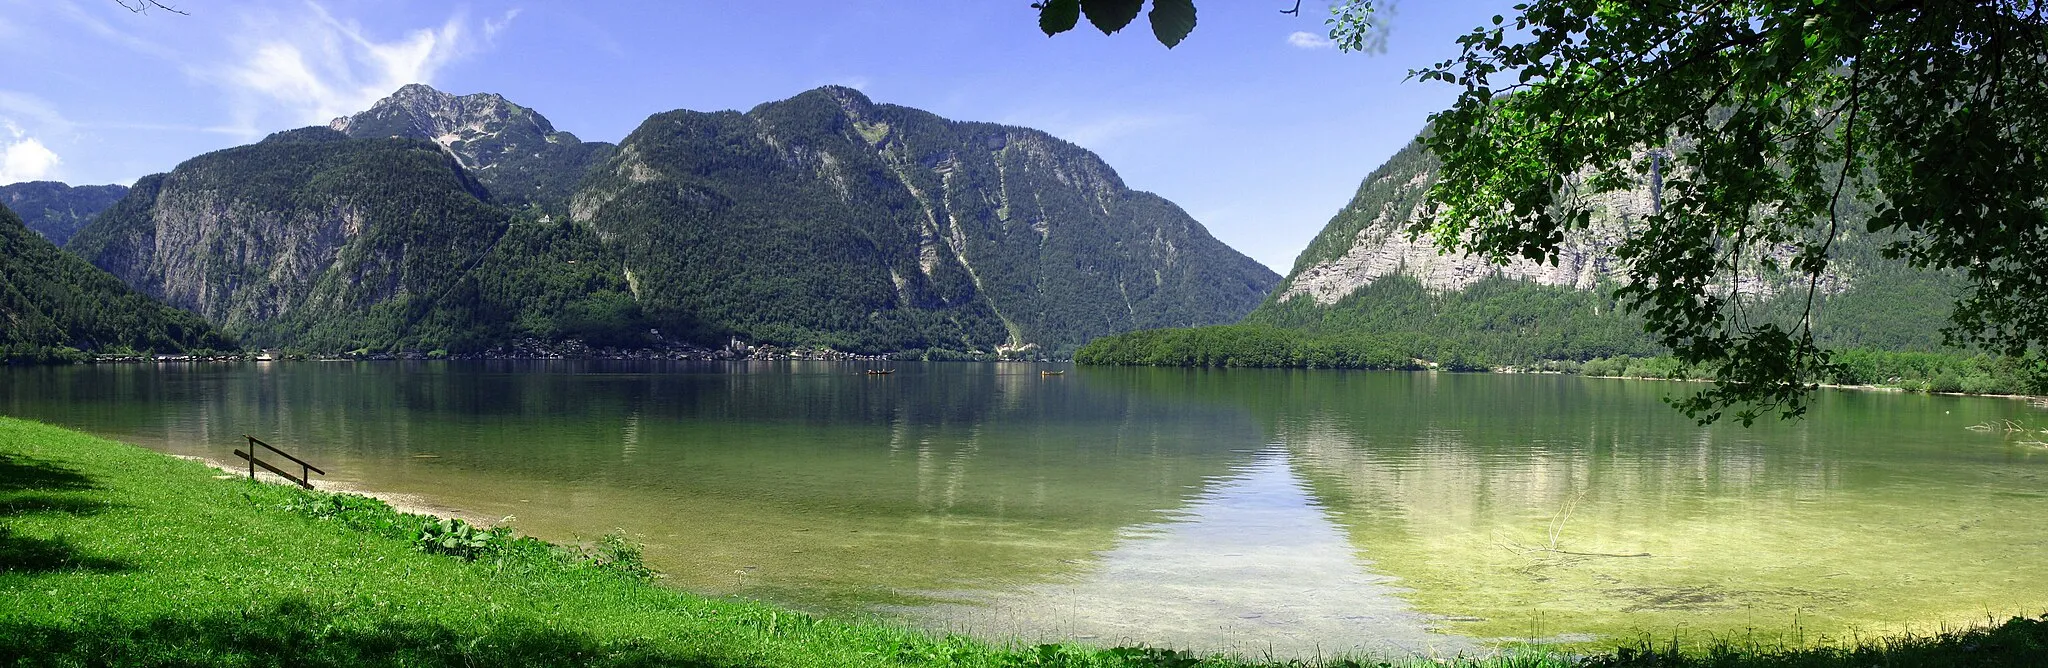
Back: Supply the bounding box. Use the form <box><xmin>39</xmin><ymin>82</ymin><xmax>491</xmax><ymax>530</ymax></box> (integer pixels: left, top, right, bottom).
<box><xmin>81</xmin><ymin>334</ymin><xmax>1054</xmax><ymax>364</ymax></box>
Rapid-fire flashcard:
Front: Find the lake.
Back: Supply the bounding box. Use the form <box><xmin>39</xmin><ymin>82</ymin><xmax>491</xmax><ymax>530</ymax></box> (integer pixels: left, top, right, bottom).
<box><xmin>3</xmin><ymin>361</ymin><xmax>2044</xmax><ymax>658</ymax></box>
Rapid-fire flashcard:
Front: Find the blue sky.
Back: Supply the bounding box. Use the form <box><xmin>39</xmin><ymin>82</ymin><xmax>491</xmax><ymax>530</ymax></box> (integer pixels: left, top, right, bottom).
<box><xmin>0</xmin><ymin>1</ymin><xmax>1516</xmax><ymax>272</ymax></box>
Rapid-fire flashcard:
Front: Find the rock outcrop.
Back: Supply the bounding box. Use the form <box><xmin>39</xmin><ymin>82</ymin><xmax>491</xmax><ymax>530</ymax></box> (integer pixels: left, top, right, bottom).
<box><xmin>330</xmin><ymin>84</ymin><xmax>613</xmax><ymax>210</ymax></box>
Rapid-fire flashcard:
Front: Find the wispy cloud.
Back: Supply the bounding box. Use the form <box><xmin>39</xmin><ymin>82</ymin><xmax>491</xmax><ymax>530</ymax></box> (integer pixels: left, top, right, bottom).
<box><xmin>51</xmin><ymin>0</ymin><xmax>181</xmax><ymax>59</ymax></box>
<box><xmin>1009</xmin><ymin>111</ymin><xmax>1193</xmax><ymax>149</ymax></box>
<box><xmin>0</xmin><ymin>90</ymin><xmax>75</xmax><ymax>136</ymax></box>
<box><xmin>203</xmin><ymin>3</ymin><xmax>497</xmax><ymax>136</ymax></box>
<box><xmin>0</xmin><ymin>121</ymin><xmax>61</xmax><ymax>184</ymax></box>
<box><xmin>483</xmin><ymin>9</ymin><xmax>521</xmax><ymax>42</ymax></box>
<box><xmin>1286</xmin><ymin>31</ymin><xmax>1334</xmax><ymax>49</ymax></box>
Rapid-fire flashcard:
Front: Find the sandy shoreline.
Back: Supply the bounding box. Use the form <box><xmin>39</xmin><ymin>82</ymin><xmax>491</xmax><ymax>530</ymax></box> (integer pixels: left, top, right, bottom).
<box><xmin>178</xmin><ymin>453</ymin><xmax>500</xmax><ymax>527</ymax></box>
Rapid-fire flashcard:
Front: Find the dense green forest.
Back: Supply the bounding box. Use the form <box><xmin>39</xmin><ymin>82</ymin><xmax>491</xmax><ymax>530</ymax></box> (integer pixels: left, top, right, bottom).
<box><xmin>0</xmin><ymin>202</ymin><xmax>233</xmax><ymax>363</ymax></box>
<box><xmin>0</xmin><ymin>181</ymin><xmax>128</xmax><ymax>246</ymax></box>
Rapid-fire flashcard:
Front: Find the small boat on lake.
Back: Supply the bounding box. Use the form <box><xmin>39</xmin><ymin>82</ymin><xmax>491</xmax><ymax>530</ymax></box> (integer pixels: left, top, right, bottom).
<box><xmin>866</xmin><ymin>369</ymin><xmax>894</xmax><ymax>375</ymax></box>
<box><xmin>1040</xmin><ymin>370</ymin><xmax>1065</xmax><ymax>376</ymax></box>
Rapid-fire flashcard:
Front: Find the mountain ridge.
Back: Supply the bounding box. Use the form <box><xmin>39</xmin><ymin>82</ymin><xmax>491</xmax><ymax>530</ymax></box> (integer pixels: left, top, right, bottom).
<box><xmin>328</xmin><ymin>83</ymin><xmax>614</xmax><ymax>212</ymax></box>
<box><xmin>0</xmin><ymin>181</ymin><xmax>130</xmax><ymax>246</ymax></box>
<box><xmin>1</xmin><ymin>200</ymin><xmax>234</xmax><ymax>361</ymax></box>
<box><xmin>64</xmin><ymin>84</ymin><xmax>1278</xmax><ymax>355</ymax></box>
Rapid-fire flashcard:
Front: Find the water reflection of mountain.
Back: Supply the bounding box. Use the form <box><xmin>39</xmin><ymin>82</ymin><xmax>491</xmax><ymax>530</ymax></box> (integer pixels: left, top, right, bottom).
<box><xmin>1099</xmin><ymin>368</ymin><xmax>2048</xmax><ymax>643</ymax></box>
<box><xmin>0</xmin><ymin>362</ymin><xmax>1269</xmax><ymax>612</ymax></box>
<box><xmin>911</xmin><ymin>448</ymin><xmax>1476</xmax><ymax>660</ymax></box>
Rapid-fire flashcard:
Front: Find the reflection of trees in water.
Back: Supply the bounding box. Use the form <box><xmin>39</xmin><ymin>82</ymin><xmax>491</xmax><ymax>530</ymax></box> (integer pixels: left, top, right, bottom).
<box><xmin>0</xmin><ymin>362</ymin><xmax>1277</xmax><ymax>612</ymax></box>
<box><xmin>1168</xmin><ymin>370</ymin><xmax>2048</xmax><ymax>641</ymax></box>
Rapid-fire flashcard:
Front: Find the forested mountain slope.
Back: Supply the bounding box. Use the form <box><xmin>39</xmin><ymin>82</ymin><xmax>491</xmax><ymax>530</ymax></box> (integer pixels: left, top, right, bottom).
<box><xmin>0</xmin><ymin>202</ymin><xmax>232</xmax><ymax>361</ymax></box>
<box><xmin>65</xmin><ymin>127</ymin><xmax>510</xmax><ymax>351</ymax></box>
<box><xmin>62</xmin><ymin>85</ymin><xmax>1275</xmax><ymax>355</ymax></box>
<box><xmin>0</xmin><ymin>181</ymin><xmax>129</xmax><ymax>246</ymax></box>
<box><xmin>573</xmin><ymin>86</ymin><xmax>1278</xmax><ymax>352</ymax></box>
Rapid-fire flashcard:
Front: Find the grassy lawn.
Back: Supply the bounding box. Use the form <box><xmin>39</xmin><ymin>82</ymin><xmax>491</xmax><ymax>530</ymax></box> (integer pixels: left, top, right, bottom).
<box><xmin>1</xmin><ymin>416</ymin><xmax>2043</xmax><ymax>667</ymax></box>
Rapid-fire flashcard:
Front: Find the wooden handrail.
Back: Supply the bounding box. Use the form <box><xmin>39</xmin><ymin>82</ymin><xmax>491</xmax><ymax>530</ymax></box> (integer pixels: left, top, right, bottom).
<box><xmin>244</xmin><ymin>434</ymin><xmax>325</xmax><ymax>475</ymax></box>
<box><xmin>235</xmin><ymin>435</ymin><xmax>324</xmax><ymax>489</ymax></box>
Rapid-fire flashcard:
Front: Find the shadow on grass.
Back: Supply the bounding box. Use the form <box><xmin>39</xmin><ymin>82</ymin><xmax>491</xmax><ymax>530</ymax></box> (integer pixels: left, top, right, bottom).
<box><xmin>0</xmin><ymin>454</ymin><xmax>97</xmax><ymax>493</ymax></box>
<box><xmin>0</xmin><ymin>453</ymin><xmax>128</xmax><ymax>575</ymax></box>
<box><xmin>1586</xmin><ymin>615</ymin><xmax>2048</xmax><ymax>668</ymax></box>
<box><xmin>0</xmin><ymin>493</ymin><xmax>112</xmax><ymax>517</ymax></box>
<box><xmin>0</xmin><ymin>525</ymin><xmax>129</xmax><ymax>574</ymax></box>
<box><xmin>0</xmin><ymin>598</ymin><xmax>747</xmax><ymax>668</ymax></box>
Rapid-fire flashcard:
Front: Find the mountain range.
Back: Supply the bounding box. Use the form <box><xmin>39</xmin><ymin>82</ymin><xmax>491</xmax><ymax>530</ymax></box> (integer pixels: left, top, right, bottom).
<box><xmin>47</xmin><ymin>84</ymin><xmax>1278</xmax><ymax>356</ymax></box>
<box><xmin>1</xmin><ymin>181</ymin><xmax>129</xmax><ymax>246</ymax></box>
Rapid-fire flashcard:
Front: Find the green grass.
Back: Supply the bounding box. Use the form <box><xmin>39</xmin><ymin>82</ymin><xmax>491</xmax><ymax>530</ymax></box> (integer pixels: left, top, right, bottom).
<box><xmin>1</xmin><ymin>416</ymin><xmax>2044</xmax><ymax>667</ymax></box>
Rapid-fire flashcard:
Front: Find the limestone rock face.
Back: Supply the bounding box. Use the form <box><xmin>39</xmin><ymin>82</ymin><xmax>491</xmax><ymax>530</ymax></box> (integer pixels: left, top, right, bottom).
<box><xmin>1272</xmin><ymin>141</ymin><xmax>1843</xmax><ymax>308</ymax></box>
<box><xmin>64</xmin><ymin>130</ymin><xmax>506</xmax><ymax>348</ymax></box>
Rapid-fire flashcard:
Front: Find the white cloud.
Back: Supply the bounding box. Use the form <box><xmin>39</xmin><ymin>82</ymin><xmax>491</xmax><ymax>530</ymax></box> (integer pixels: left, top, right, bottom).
<box><xmin>483</xmin><ymin>9</ymin><xmax>521</xmax><ymax>42</ymax></box>
<box><xmin>1010</xmin><ymin>111</ymin><xmax>1192</xmax><ymax>149</ymax></box>
<box><xmin>1287</xmin><ymin>31</ymin><xmax>1334</xmax><ymax>49</ymax></box>
<box><xmin>0</xmin><ymin>122</ymin><xmax>61</xmax><ymax>184</ymax></box>
<box><xmin>207</xmin><ymin>3</ymin><xmax>490</xmax><ymax>134</ymax></box>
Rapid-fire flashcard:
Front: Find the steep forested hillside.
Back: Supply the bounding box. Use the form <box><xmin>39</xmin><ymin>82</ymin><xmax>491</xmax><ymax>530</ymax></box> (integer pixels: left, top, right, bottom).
<box><xmin>574</xmin><ymin>86</ymin><xmax>1278</xmax><ymax>353</ymax></box>
<box><xmin>0</xmin><ymin>202</ymin><xmax>232</xmax><ymax>362</ymax></box>
<box><xmin>0</xmin><ymin>181</ymin><xmax>129</xmax><ymax>246</ymax></box>
<box><xmin>65</xmin><ymin>127</ymin><xmax>511</xmax><ymax>351</ymax></box>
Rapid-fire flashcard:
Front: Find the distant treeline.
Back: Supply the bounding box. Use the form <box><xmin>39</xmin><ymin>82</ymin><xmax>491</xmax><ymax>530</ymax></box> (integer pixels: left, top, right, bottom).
<box><xmin>1568</xmin><ymin>350</ymin><xmax>2048</xmax><ymax>396</ymax></box>
<box><xmin>1076</xmin><ymin>325</ymin><xmax>2048</xmax><ymax>396</ymax></box>
<box><xmin>1073</xmin><ymin>324</ymin><xmax>1493</xmax><ymax>371</ymax></box>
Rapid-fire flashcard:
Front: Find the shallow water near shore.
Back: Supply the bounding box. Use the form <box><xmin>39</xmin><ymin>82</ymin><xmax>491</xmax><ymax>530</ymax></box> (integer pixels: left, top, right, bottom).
<box><xmin>3</xmin><ymin>361</ymin><xmax>2044</xmax><ymax>657</ymax></box>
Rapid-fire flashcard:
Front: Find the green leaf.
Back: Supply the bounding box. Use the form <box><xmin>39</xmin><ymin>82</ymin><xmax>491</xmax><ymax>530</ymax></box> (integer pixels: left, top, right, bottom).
<box><xmin>1036</xmin><ymin>0</ymin><xmax>1080</xmax><ymax>36</ymax></box>
<box><xmin>1081</xmin><ymin>0</ymin><xmax>1143</xmax><ymax>35</ymax></box>
<box><xmin>1148</xmin><ymin>0</ymin><xmax>1196</xmax><ymax>47</ymax></box>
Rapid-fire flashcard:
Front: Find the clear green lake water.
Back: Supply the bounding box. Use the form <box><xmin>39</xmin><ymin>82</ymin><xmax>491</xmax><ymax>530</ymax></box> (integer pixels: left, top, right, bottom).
<box><xmin>3</xmin><ymin>361</ymin><xmax>2045</xmax><ymax>657</ymax></box>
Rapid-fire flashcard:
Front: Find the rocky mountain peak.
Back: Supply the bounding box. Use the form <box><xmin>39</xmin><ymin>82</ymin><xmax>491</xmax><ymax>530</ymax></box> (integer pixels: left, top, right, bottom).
<box><xmin>328</xmin><ymin>83</ymin><xmax>555</xmax><ymax>149</ymax></box>
<box><xmin>324</xmin><ymin>84</ymin><xmax>614</xmax><ymax>209</ymax></box>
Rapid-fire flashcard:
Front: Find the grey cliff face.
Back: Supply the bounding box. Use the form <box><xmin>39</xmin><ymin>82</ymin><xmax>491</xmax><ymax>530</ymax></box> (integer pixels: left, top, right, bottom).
<box><xmin>1274</xmin><ymin>144</ymin><xmax>1847</xmax><ymax>308</ymax></box>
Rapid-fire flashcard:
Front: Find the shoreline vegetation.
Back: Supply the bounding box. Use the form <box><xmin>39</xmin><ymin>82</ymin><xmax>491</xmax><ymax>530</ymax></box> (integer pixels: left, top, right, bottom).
<box><xmin>1</xmin><ymin>337</ymin><xmax>1051</xmax><ymax>366</ymax></box>
<box><xmin>1074</xmin><ymin>325</ymin><xmax>2048</xmax><ymax>401</ymax></box>
<box><xmin>3</xmin><ymin>418</ymin><xmax>2046</xmax><ymax>666</ymax></box>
